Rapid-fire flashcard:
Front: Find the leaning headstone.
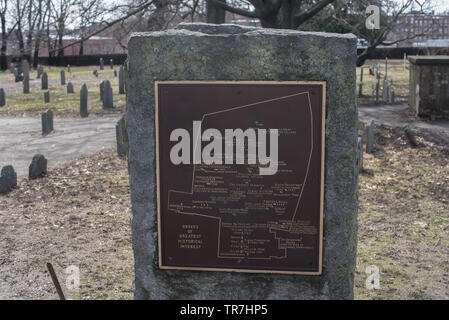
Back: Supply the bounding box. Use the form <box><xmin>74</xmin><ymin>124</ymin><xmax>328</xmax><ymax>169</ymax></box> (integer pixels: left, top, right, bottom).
<box><xmin>99</xmin><ymin>58</ymin><xmax>104</xmax><ymax>70</ymax></box>
<box><xmin>42</xmin><ymin>109</ymin><xmax>54</xmax><ymax>135</ymax></box>
<box><xmin>28</xmin><ymin>154</ymin><xmax>47</xmax><ymax>180</ymax></box>
<box><xmin>118</xmin><ymin>65</ymin><xmax>125</xmax><ymax>94</ymax></box>
<box><xmin>357</xmin><ymin>137</ymin><xmax>363</xmax><ymax>172</ymax></box>
<box><xmin>0</xmin><ymin>88</ymin><xmax>5</xmax><ymax>107</ymax></box>
<box><xmin>80</xmin><ymin>83</ymin><xmax>88</xmax><ymax>117</ymax></box>
<box><xmin>116</xmin><ymin>115</ymin><xmax>127</xmax><ymax>156</ymax></box>
<box><xmin>44</xmin><ymin>90</ymin><xmax>50</xmax><ymax>103</ymax></box>
<box><xmin>366</xmin><ymin>120</ymin><xmax>374</xmax><ymax>154</ymax></box>
<box><xmin>23</xmin><ymin>73</ymin><xmax>30</xmax><ymax>94</ymax></box>
<box><xmin>0</xmin><ymin>165</ymin><xmax>17</xmax><ymax>194</ymax></box>
<box><xmin>127</xmin><ymin>23</ymin><xmax>359</xmax><ymax>300</ymax></box>
<box><xmin>67</xmin><ymin>82</ymin><xmax>74</xmax><ymax>94</ymax></box>
<box><xmin>110</xmin><ymin>58</ymin><xmax>113</xmax><ymax>69</ymax></box>
<box><xmin>102</xmin><ymin>80</ymin><xmax>113</xmax><ymax>109</ymax></box>
<box><xmin>41</xmin><ymin>72</ymin><xmax>48</xmax><ymax>90</ymax></box>
<box><xmin>60</xmin><ymin>70</ymin><xmax>66</xmax><ymax>85</ymax></box>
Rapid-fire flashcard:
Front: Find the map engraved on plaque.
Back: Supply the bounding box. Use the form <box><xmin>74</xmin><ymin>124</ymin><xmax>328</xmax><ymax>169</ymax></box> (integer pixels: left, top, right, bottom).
<box><xmin>156</xmin><ymin>82</ymin><xmax>325</xmax><ymax>274</ymax></box>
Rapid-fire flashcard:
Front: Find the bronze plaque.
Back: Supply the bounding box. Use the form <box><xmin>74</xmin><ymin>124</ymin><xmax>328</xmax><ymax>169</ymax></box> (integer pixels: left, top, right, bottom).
<box><xmin>156</xmin><ymin>81</ymin><xmax>325</xmax><ymax>275</ymax></box>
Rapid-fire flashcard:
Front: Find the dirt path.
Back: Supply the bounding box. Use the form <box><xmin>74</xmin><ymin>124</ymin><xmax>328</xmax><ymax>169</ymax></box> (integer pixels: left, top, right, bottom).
<box><xmin>0</xmin><ymin>116</ymin><xmax>120</xmax><ymax>176</ymax></box>
<box><xmin>358</xmin><ymin>104</ymin><xmax>449</xmax><ymax>146</ymax></box>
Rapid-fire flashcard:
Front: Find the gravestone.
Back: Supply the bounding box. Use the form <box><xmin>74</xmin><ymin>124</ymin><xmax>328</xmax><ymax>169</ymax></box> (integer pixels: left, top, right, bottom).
<box><xmin>0</xmin><ymin>165</ymin><xmax>17</xmax><ymax>194</ymax></box>
<box><xmin>382</xmin><ymin>79</ymin><xmax>388</xmax><ymax>102</ymax></box>
<box><xmin>366</xmin><ymin>120</ymin><xmax>374</xmax><ymax>154</ymax></box>
<box><xmin>126</xmin><ymin>23</ymin><xmax>359</xmax><ymax>300</ymax></box>
<box><xmin>358</xmin><ymin>67</ymin><xmax>363</xmax><ymax>97</ymax></box>
<box><xmin>371</xmin><ymin>84</ymin><xmax>375</xmax><ymax>105</ymax></box>
<box><xmin>357</xmin><ymin>137</ymin><xmax>363</xmax><ymax>172</ymax></box>
<box><xmin>41</xmin><ymin>72</ymin><xmax>48</xmax><ymax>90</ymax></box>
<box><xmin>22</xmin><ymin>59</ymin><xmax>30</xmax><ymax>78</ymax></box>
<box><xmin>102</xmin><ymin>80</ymin><xmax>113</xmax><ymax>108</ymax></box>
<box><xmin>110</xmin><ymin>59</ymin><xmax>113</xmax><ymax>69</ymax></box>
<box><xmin>67</xmin><ymin>82</ymin><xmax>74</xmax><ymax>93</ymax></box>
<box><xmin>44</xmin><ymin>90</ymin><xmax>50</xmax><ymax>103</ymax></box>
<box><xmin>118</xmin><ymin>65</ymin><xmax>125</xmax><ymax>94</ymax></box>
<box><xmin>67</xmin><ymin>64</ymin><xmax>71</xmax><ymax>73</ymax></box>
<box><xmin>42</xmin><ymin>109</ymin><xmax>54</xmax><ymax>135</ymax></box>
<box><xmin>60</xmin><ymin>70</ymin><xmax>66</xmax><ymax>85</ymax></box>
<box><xmin>93</xmin><ymin>70</ymin><xmax>98</xmax><ymax>77</ymax></box>
<box><xmin>0</xmin><ymin>88</ymin><xmax>5</xmax><ymax>107</ymax></box>
<box><xmin>390</xmin><ymin>89</ymin><xmax>395</xmax><ymax>104</ymax></box>
<box><xmin>100</xmin><ymin>58</ymin><xmax>104</xmax><ymax>70</ymax></box>
<box><xmin>114</xmin><ymin>70</ymin><xmax>117</xmax><ymax>77</ymax></box>
<box><xmin>23</xmin><ymin>73</ymin><xmax>30</xmax><ymax>94</ymax></box>
<box><xmin>29</xmin><ymin>154</ymin><xmax>47</xmax><ymax>179</ymax></box>
<box><xmin>37</xmin><ymin>66</ymin><xmax>43</xmax><ymax>78</ymax></box>
<box><xmin>116</xmin><ymin>115</ymin><xmax>127</xmax><ymax>156</ymax></box>
<box><xmin>375</xmin><ymin>79</ymin><xmax>379</xmax><ymax>104</ymax></box>
<box><xmin>80</xmin><ymin>83</ymin><xmax>88</xmax><ymax>117</ymax></box>
<box><xmin>14</xmin><ymin>67</ymin><xmax>23</xmax><ymax>82</ymax></box>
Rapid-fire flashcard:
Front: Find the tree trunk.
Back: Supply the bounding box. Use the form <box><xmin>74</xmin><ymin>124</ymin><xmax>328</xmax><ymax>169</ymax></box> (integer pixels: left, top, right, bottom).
<box><xmin>206</xmin><ymin>0</ymin><xmax>226</xmax><ymax>24</ymax></box>
<box><xmin>0</xmin><ymin>17</ymin><xmax>7</xmax><ymax>71</ymax></box>
<box><xmin>79</xmin><ymin>40</ymin><xmax>84</xmax><ymax>55</ymax></box>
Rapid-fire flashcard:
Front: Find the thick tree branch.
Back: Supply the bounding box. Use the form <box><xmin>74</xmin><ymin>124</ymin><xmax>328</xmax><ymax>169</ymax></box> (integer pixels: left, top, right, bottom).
<box><xmin>294</xmin><ymin>0</ymin><xmax>336</xmax><ymax>27</ymax></box>
<box><xmin>208</xmin><ymin>0</ymin><xmax>261</xmax><ymax>18</ymax></box>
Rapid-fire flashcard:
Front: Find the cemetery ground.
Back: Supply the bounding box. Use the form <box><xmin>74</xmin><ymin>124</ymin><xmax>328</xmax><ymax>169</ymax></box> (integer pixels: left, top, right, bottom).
<box><xmin>0</xmin><ymin>60</ymin><xmax>447</xmax><ymax>299</ymax></box>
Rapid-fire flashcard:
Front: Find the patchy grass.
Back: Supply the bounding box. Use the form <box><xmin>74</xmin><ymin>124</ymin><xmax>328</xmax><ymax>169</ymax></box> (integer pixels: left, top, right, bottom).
<box><xmin>357</xmin><ymin>59</ymin><xmax>410</xmax><ymax>106</ymax></box>
<box><xmin>0</xmin><ymin>127</ymin><xmax>447</xmax><ymax>299</ymax></box>
<box><xmin>0</xmin><ymin>66</ymin><xmax>124</xmax><ymax>117</ymax></box>
<box><xmin>354</xmin><ymin>125</ymin><xmax>449</xmax><ymax>299</ymax></box>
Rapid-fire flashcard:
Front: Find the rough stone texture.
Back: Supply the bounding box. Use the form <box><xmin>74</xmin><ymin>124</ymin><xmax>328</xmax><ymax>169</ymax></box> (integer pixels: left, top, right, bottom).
<box><xmin>116</xmin><ymin>115</ymin><xmax>127</xmax><ymax>156</ymax></box>
<box><xmin>80</xmin><ymin>83</ymin><xmax>88</xmax><ymax>117</ymax></box>
<box><xmin>0</xmin><ymin>165</ymin><xmax>17</xmax><ymax>194</ymax></box>
<box><xmin>119</xmin><ymin>65</ymin><xmax>125</xmax><ymax>94</ymax></box>
<box><xmin>41</xmin><ymin>72</ymin><xmax>48</xmax><ymax>90</ymax></box>
<box><xmin>408</xmin><ymin>55</ymin><xmax>449</xmax><ymax>119</ymax></box>
<box><xmin>67</xmin><ymin>82</ymin><xmax>74</xmax><ymax>93</ymax></box>
<box><xmin>28</xmin><ymin>154</ymin><xmax>47</xmax><ymax>179</ymax></box>
<box><xmin>126</xmin><ymin>24</ymin><xmax>358</xmax><ymax>300</ymax></box>
<box><xmin>0</xmin><ymin>88</ymin><xmax>5</xmax><ymax>107</ymax></box>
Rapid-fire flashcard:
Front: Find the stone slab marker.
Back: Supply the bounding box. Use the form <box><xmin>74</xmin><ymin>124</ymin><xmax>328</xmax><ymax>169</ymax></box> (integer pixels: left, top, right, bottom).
<box><xmin>366</xmin><ymin>120</ymin><xmax>374</xmax><ymax>154</ymax></box>
<box><xmin>23</xmin><ymin>73</ymin><xmax>30</xmax><ymax>94</ymax></box>
<box><xmin>80</xmin><ymin>83</ymin><xmax>88</xmax><ymax>117</ymax></box>
<box><xmin>110</xmin><ymin>59</ymin><xmax>114</xmax><ymax>69</ymax></box>
<box><xmin>44</xmin><ymin>90</ymin><xmax>50</xmax><ymax>103</ymax></box>
<box><xmin>67</xmin><ymin>82</ymin><xmax>74</xmax><ymax>93</ymax></box>
<box><xmin>102</xmin><ymin>80</ymin><xmax>113</xmax><ymax>108</ymax></box>
<box><xmin>100</xmin><ymin>58</ymin><xmax>104</xmax><ymax>70</ymax></box>
<box><xmin>0</xmin><ymin>88</ymin><xmax>5</xmax><ymax>107</ymax></box>
<box><xmin>60</xmin><ymin>70</ymin><xmax>66</xmax><ymax>85</ymax></box>
<box><xmin>119</xmin><ymin>65</ymin><xmax>125</xmax><ymax>94</ymax></box>
<box><xmin>41</xmin><ymin>72</ymin><xmax>48</xmax><ymax>90</ymax></box>
<box><xmin>29</xmin><ymin>154</ymin><xmax>47</xmax><ymax>179</ymax></box>
<box><xmin>0</xmin><ymin>165</ymin><xmax>17</xmax><ymax>194</ymax></box>
<box><xmin>126</xmin><ymin>23</ymin><xmax>359</xmax><ymax>300</ymax></box>
<box><xmin>42</xmin><ymin>109</ymin><xmax>54</xmax><ymax>135</ymax></box>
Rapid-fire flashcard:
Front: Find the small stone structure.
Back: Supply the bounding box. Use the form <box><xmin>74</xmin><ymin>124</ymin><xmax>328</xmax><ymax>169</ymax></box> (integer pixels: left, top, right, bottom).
<box><xmin>80</xmin><ymin>83</ymin><xmax>88</xmax><ymax>117</ymax></box>
<box><xmin>29</xmin><ymin>154</ymin><xmax>47</xmax><ymax>179</ymax></box>
<box><xmin>126</xmin><ymin>23</ymin><xmax>359</xmax><ymax>300</ymax></box>
<box><xmin>60</xmin><ymin>70</ymin><xmax>66</xmax><ymax>85</ymax></box>
<box><xmin>102</xmin><ymin>80</ymin><xmax>113</xmax><ymax>109</ymax></box>
<box><xmin>0</xmin><ymin>88</ymin><xmax>5</xmax><ymax>107</ymax></box>
<box><xmin>67</xmin><ymin>82</ymin><xmax>74</xmax><ymax>93</ymax></box>
<box><xmin>44</xmin><ymin>90</ymin><xmax>50</xmax><ymax>103</ymax></box>
<box><xmin>119</xmin><ymin>65</ymin><xmax>125</xmax><ymax>94</ymax></box>
<box><xmin>41</xmin><ymin>72</ymin><xmax>48</xmax><ymax>90</ymax></box>
<box><xmin>0</xmin><ymin>165</ymin><xmax>17</xmax><ymax>194</ymax></box>
<box><xmin>408</xmin><ymin>56</ymin><xmax>449</xmax><ymax>119</ymax></box>
<box><xmin>42</xmin><ymin>109</ymin><xmax>54</xmax><ymax>135</ymax></box>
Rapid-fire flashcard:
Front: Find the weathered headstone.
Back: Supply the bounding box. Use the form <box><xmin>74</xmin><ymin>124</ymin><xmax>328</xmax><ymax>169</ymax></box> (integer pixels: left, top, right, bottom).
<box><xmin>28</xmin><ymin>154</ymin><xmax>47</xmax><ymax>179</ymax></box>
<box><xmin>22</xmin><ymin>59</ymin><xmax>30</xmax><ymax>78</ymax></box>
<box><xmin>114</xmin><ymin>70</ymin><xmax>117</xmax><ymax>77</ymax></box>
<box><xmin>44</xmin><ymin>90</ymin><xmax>50</xmax><ymax>103</ymax></box>
<box><xmin>357</xmin><ymin>137</ymin><xmax>363</xmax><ymax>172</ymax></box>
<box><xmin>102</xmin><ymin>80</ymin><xmax>113</xmax><ymax>108</ymax></box>
<box><xmin>358</xmin><ymin>67</ymin><xmax>363</xmax><ymax>97</ymax></box>
<box><xmin>382</xmin><ymin>79</ymin><xmax>388</xmax><ymax>102</ymax></box>
<box><xmin>375</xmin><ymin>79</ymin><xmax>379</xmax><ymax>104</ymax></box>
<box><xmin>390</xmin><ymin>89</ymin><xmax>395</xmax><ymax>104</ymax></box>
<box><xmin>67</xmin><ymin>82</ymin><xmax>74</xmax><ymax>94</ymax></box>
<box><xmin>366</xmin><ymin>120</ymin><xmax>374</xmax><ymax>154</ymax></box>
<box><xmin>23</xmin><ymin>73</ymin><xmax>30</xmax><ymax>94</ymax></box>
<box><xmin>110</xmin><ymin>58</ymin><xmax>113</xmax><ymax>69</ymax></box>
<box><xmin>116</xmin><ymin>115</ymin><xmax>127</xmax><ymax>156</ymax></box>
<box><xmin>42</xmin><ymin>109</ymin><xmax>54</xmax><ymax>135</ymax></box>
<box><xmin>118</xmin><ymin>65</ymin><xmax>125</xmax><ymax>94</ymax></box>
<box><xmin>0</xmin><ymin>165</ymin><xmax>17</xmax><ymax>194</ymax></box>
<box><xmin>41</xmin><ymin>72</ymin><xmax>48</xmax><ymax>90</ymax></box>
<box><xmin>60</xmin><ymin>70</ymin><xmax>66</xmax><ymax>85</ymax></box>
<box><xmin>100</xmin><ymin>58</ymin><xmax>104</xmax><ymax>70</ymax></box>
<box><xmin>0</xmin><ymin>88</ymin><xmax>5</xmax><ymax>107</ymax></box>
<box><xmin>67</xmin><ymin>64</ymin><xmax>71</xmax><ymax>73</ymax></box>
<box><xmin>93</xmin><ymin>70</ymin><xmax>98</xmax><ymax>77</ymax></box>
<box><xmin>79</xmin><ymin>83</ymin><xmax>88</xmax><ymax>117</ymax></box>
<box><xmin>126</xmin><ymin>23</ymin><xmax>359</xmax><ymax>300</ymax></box>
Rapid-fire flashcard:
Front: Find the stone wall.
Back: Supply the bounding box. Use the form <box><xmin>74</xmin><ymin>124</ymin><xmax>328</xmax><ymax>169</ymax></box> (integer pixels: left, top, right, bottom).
<box><xmin>126</xmin><ymin>23</ymin><xmax>359</xmax><ymax>300</ymax></box>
